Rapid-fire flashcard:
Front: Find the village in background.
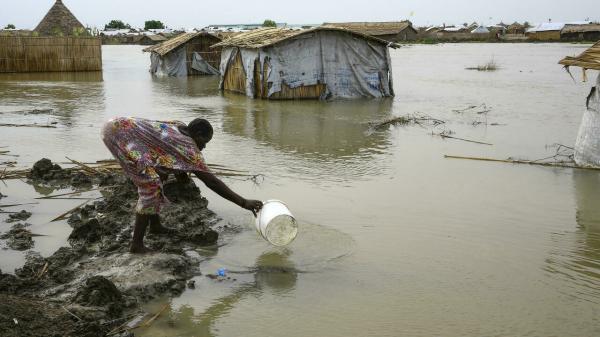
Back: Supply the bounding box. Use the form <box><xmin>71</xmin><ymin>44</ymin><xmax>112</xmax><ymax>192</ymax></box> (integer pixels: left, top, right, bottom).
<box><xmin>0</xmin><ymin>1</ymin><xmax>599</xmax><ymax>45</ymax></box>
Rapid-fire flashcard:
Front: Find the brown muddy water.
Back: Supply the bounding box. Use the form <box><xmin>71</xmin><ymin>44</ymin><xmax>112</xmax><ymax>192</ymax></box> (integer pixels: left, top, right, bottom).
<box><xmin>1</xmin><ymin>43</ymin><xmax>599</xmax><ymax>336</ymax></box>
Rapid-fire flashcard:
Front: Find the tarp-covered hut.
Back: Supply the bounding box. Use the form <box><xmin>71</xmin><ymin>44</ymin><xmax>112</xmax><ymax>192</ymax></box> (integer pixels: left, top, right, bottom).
<box><xmin>559</xmin><ymin>41</ymin><xmax>600</xmax><ymax>166</ymax></box>
<box><xmin>143</xmin><ymin>32</ymin><xmax>224</xmax><ymax>77</ymax></box>
<box><xmin>34</xmin><ymin>0</ymin><xmax>85</xmax><ymax>36</ymax></box>
<box><xmin>212</xmin><ymin>27</ymin><xmax>397</xmax><ymax>100</ymax></box>
<box><xmin>321</xmin><ymin>21</ymin><xmax>417</xmax><ymax>42</ymax></box>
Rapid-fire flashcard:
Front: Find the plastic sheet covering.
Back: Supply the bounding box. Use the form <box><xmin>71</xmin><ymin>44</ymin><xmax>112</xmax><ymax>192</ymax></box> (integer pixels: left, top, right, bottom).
<box><xmin>149</xmin><ymin>48</ymin><xmax>187</xmax><ymax>77</ymax></box>
<box><xmin>219</xmin><ymin>48</ymin><xmax>235</xmax><ymax>89</ymax></box>
<box><xmin>220</xmin><ymin>30</ymin><xmax>393</xmax><ymax>99</ymax></box>
<box><xmin>191</xmin><ymin>52</ymin><xmax>219</xmax><ymax>75</ymax></box>
<box><xmin>574</xmin><ymin>73</ymin><xmax>600</xmax><ymax>167</ymax></box>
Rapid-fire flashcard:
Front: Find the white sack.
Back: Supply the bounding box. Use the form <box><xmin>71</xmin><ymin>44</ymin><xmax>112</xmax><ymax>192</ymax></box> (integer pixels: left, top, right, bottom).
<box><xmin>574</xmin><ymin>73</ymin><xmax>600</xmax><ymax>167</ymax></box>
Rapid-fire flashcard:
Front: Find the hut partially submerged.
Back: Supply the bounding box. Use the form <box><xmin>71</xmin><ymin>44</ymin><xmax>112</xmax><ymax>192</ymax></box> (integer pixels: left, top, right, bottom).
<box><xmin>143</xmin><ymin>32</ymin><xmax>224</xmax><ymax>77</ymax></box>
<box><xmin>34</xmin><ymin>0</ymin><xmax>86</xmax><ymax>36</ymax></box>
<box><xmin>559</xmin><ymin>42</ymin><xmax>600</xmax><ymax>166</ymax></box>
<box><xmin>321</xmin><ymin>21</ymin><xmax>417</xmax><ymax>42</ymax></box>
<box><xmin>212</xmin><ymin>27</ymin><xmax>397</xmax><ymax>100</ymax></box>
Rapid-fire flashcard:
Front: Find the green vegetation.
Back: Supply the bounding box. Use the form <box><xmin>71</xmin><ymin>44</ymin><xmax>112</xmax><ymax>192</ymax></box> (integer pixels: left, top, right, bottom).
<box><xmin>4</xmin><ymin>23</ymin><xmax>15</xmax><ymax>29</ymax></box>
<box><xmin>105</xmin><ymin>20</ymin><xmax>131</xmax><ymax>30</ymax></box>
<box><xmin>144</xmin><ymin>20</ymin><xmax>165</xmax><ymax>30</ymax></box>
<box><xmin>262</xmin><ymin>19</ymin><xmax>277</xmax><ymax>28</ymax></box>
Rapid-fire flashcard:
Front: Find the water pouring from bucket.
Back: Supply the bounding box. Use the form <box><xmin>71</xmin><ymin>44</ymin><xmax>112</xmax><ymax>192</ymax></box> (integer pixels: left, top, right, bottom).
<box><xmin>255</xmin><ymin>200</ymin><xmax>298</xmax><ymax>246</ymax></box>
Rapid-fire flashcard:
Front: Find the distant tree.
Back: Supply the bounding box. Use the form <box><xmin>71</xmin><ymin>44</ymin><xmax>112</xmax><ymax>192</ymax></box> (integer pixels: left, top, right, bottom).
<box><xmin>523</xmin><ymin>21</ymin><xmax>531</xmax><ymax>28</ymax></box>
<box><xmin>105</xmin><ymin>20</ymin><xmax>131</xmax><ymax>30</ymax></box>
<box><xmin>4</xmin><ymin>23</ymin><xmax>15</xmax><ymax>29</ymax></box>
<box><xmin>262</xmin><ymin>19</ymin><xmax>277</xmax><ymax>28</ymax></box>
<box><xmin>463</xmin><ymin>22</ymin><xmax>468</xmax><ymax>27</ymax></box>
<box><xmin>144</xmin><ymin>20</ymin><xmax>165</xmax><ymax>30</ymax></box>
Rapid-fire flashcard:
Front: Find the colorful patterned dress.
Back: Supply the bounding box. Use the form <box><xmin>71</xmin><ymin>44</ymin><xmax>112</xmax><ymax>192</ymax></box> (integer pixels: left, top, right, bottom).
<box><xmin>102</xmin><ymin>117</ymin><xmax>209</xmax><ymax>214</ymax></box>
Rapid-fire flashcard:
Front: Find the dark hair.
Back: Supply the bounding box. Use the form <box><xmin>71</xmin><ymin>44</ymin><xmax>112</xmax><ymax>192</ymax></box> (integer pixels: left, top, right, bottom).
<box><xmin>188</xmin><ymin>118</ymin><xmax>213</xmax><ymax>138</ymax></box>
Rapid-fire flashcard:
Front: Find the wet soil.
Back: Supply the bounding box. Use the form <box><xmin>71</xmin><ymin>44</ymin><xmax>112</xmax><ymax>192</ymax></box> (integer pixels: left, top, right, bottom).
<box><xmin>0</xmin><ymin>159</ymin><xmax>220</xmax><ymax>336</ymax></box>
<box><xmin>0</xmin><ymin>223</ymin><xmax>34</xmax><ymax>250</ymax></box>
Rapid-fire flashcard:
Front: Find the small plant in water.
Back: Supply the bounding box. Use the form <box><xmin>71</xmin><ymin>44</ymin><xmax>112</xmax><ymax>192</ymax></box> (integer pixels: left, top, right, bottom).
<box><xmin>466</xmin><ymin>58</ymin><xmax>499</xmax><ymax>71</ymax></box>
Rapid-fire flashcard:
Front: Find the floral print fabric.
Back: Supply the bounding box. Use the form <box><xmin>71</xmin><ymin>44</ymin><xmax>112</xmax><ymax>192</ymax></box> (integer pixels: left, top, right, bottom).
<box><xmin>102</xmin><ymin>117</ymin><xmax>209</xmax><ymax>214</ymax></box>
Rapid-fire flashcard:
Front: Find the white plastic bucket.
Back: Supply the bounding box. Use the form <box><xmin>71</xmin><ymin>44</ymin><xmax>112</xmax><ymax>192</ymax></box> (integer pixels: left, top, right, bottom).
<box><xmin>255</xmin><ymin>200</ymin><xmax>298</xmax><ymax>246</ymax></box>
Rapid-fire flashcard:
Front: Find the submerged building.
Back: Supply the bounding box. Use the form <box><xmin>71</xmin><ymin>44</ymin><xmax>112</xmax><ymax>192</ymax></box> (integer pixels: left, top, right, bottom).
<box><xmin>559</xmin><ymin>41</ymin><xmax>600</xmax><ymax>167</ymax></box>
<box><xmin>143</xmin><ymin>32</ymin><xmax>225</xmax><ymax>77</ymax></box>
<box><xmin>212</xmin><ymin>27</ymin><xmax>397</xmax><ymax>100</ymax></box>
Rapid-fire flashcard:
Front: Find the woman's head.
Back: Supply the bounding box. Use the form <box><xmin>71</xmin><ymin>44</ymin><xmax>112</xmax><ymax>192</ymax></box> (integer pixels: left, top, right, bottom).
<box><xmin>188</xmin><ymin>118</ymin><xmax>213</xmax><ymax>150</ymax></box>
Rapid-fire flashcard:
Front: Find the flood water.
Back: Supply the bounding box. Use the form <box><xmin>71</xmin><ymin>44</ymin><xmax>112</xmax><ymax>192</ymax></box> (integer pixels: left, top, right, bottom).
<box><xmin>1</xmin><ymin>43</ymin><xmax>599</xmax><ymax>336</ymax></box>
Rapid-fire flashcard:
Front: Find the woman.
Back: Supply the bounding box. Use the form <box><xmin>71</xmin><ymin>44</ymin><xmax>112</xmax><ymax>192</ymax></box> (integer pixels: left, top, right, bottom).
<box><xmin>102</xmin><ymin>117</ymin><xmax>262</xmax><ymax>253</ymax></box>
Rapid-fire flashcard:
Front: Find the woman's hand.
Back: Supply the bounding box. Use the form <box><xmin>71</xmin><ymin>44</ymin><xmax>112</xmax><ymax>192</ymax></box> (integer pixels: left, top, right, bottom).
<box><xmin>242</xmin><ymin>199</ymin><xmax>263</xmax><ymax>217</ymax></box>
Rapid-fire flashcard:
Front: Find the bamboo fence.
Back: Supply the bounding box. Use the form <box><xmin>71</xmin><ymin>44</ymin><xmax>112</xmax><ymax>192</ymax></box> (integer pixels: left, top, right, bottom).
<box><xmin>0</xmin><ymin>36</ymin><xmax>102</xmax><ymax>73</ymax></box>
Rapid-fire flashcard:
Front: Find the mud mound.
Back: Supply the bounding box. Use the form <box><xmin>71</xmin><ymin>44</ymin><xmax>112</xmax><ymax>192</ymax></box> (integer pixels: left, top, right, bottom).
<box><xmin>0</xmin><ymin>294</ymin><xmax>78</xmax><ymax>337</ymax></box>
<box><xmin>75</xmin><ymin>276</ymin><xmax>123</xmax><ymax>306</ymax></box>
<box><xmin>1</xmin><ymin>223</ymin><xmax>34</xmax><ymax>250</ymax></box>
<box><xmin>5</xmin><ymin>210</ymin><xmax>32</xmax><ymax>223</ymax></box>
<box><xmin>28</xmin><ymin>158</ymin><xmax>71</xmax><ymax>181</ymax></box>
<box><xmin>4</xmin><ymin>165</ymin><xmax>222</xmax><ymax>334</ymax></box>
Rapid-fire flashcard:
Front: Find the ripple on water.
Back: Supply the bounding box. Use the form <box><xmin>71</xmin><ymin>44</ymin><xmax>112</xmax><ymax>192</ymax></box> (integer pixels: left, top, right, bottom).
<box><xmin>209</xmin><ymin>221</ymin><xmax>356</xmax><ymax>274</ymax></box>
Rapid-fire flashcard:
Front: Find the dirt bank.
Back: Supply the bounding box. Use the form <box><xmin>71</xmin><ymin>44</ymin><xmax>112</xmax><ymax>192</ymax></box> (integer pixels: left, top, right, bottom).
<box><xmin>0</xmin><ymin>159</ymin><xmax>221</xmax><ymax>336</ymax></box>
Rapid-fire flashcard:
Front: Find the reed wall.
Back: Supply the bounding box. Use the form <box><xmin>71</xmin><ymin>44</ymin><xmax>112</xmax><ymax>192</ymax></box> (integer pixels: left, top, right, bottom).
<box><xmin>223</xmin><ymin>51</ymin><xmax>246</xmax><ymax>94</ymax></box>
<box><xmin>0</xmin><ymin>36</ymin><xmax>102</xmax><ymax>73</ymax></box>
<box><xmin>185</xmin><ymin>35</ymin><xmax>222</xmax><ymax>75</ymax></box>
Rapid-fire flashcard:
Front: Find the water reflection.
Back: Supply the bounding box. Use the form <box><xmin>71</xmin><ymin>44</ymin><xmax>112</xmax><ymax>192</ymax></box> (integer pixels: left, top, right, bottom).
<box><xmin>139</xmin><ymin>250</ymin><xmax>297</xmax><ymax>337</ymax></box>
<box><xmin>0</xmin><ymin>71</ymin><xmax>105</xmax><ymax>123</ymax></box>
<box><xmin>544</xmin><ymin>170</ymin><xmax>600</xmax><ymax>303</ymax></box>
<box><xmin>151</xmin><ymin>75</ymin><xmax>220</xmax><ymax>98</ymax></box>
<box><xmin>223</xmin><ymin>96</ymin><xmax>393</xmax><ymax>158</ymax></box>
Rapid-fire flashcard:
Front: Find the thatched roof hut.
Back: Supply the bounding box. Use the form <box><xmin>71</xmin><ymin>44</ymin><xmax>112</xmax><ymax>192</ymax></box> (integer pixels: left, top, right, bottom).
<box><xmin>561</xmin><ymin>24</ymin><xmax>600</xmax><ymax>42</ymax></box>
<box><xmin>321</xmin><ymin>21</ymin><xmax>417</xmax><ymax>42</ymax></box>
<box><xmin>507</xmin><ymin>22</ymin><xmax>525</xmax><ymax>34</ymax></box>
<box><xmin>212</xmin><ymin>27</ymin><xmax>397</xmax><ymax>100</ymax></box>
<box><xmin>34</xmin><ymin>0</ymin><xmax>85</xmax><ymax>36</ymax></box>
<box><xmin>559</xmin><ymin>42</ymin><xmax>600</xmax><ymax>167</ymax></box>
<box><xmin>143</xmin><ymin>32</ymin><xmax>227</xmax><ymax>76</ymax></box>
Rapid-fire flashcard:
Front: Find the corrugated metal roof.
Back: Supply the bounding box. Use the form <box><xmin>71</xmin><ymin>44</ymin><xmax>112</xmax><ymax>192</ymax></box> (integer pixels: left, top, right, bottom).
<box><xmin>559</xmin><ymin>41</ymin><xmax>600</xmax><ymax>70</ymax></box>
<box><xmin>526</xmin><ymin>22</ymin><xmax>566</xmax><ymax>33</ymax></box>
<box><xmin>211</xmin><ymin>27</ymin><xmax>398</xmax><ymax>49</ymax></box>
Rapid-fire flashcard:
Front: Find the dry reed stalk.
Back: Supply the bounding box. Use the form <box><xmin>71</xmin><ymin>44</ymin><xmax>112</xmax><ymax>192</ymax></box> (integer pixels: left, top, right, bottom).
<box><xmin>50</xmin><ymin>199</ymin><xmax>92</xmax><ymax>222</ymax></box>
<box><xmin>65</xmin><ymin>156</ymin><xmax>102</xmax><ymax>175</ymax></box>
<box><xmin>444</xmin><ymin>155</ymin><xmax>600</xmax><ymax>171</ymax></box>
<box><xmin>0</xmin><ymin>123</ymin><xmax>56</xmax><ymax>128</ymax></box>
<box><xmin>0</xmin><ymin>202</ymin><xmax>38</xmax><ymax>207</ymax></box>
<box><xmin>437</xmin><ymin>134</ymin><xmax>493</xmax><ymax>146</ymax></box>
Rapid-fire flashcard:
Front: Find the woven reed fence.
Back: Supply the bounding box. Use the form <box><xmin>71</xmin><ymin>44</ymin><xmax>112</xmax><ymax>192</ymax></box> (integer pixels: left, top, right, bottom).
<box><xmin>0</xmin><ymin>36</ymin><xmax>102</xmax><ymax>73</ymax></box>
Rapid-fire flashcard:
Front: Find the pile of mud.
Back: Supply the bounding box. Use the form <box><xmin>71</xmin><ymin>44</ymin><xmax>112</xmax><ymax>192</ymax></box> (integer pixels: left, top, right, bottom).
<box><xmin>0</xmin><ymin>159</ymin><xmax>221</xmax><ymax>336</ymax></box>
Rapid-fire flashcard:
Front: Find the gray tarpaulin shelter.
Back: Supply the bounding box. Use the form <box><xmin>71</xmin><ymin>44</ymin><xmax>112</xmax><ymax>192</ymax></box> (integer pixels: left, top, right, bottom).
<box><xmin>559</xmin><ymin>41</ymin><xmax>600</xmax><ymax>167</ymax></box>
<box><xmin>143</xmin><ymin>32</ymin><xmax>225</xmax><ymax>77</ymax></box>
<box><xmin>212</xmin><ymin>27</ymin><xmax>398</xmax><ymax>100</ymax></box>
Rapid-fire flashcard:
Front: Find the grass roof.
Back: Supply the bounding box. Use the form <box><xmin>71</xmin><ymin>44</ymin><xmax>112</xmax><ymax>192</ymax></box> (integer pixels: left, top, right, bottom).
<box><xmin>559</xmin><ymin>41</ymin><xmax>600</xmax><ymax>70</ymax></box>
<box><xmin>211</xmin><ymin>27</ymin><xmax>398</xmax><ymax>49</ymax></box>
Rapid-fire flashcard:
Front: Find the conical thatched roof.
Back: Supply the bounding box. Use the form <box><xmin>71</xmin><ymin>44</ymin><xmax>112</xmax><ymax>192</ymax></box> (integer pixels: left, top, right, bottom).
<box><xmin>34</xmin><ymin>0</ymin><xmax>85</xmax><ymax>36</ymax></box>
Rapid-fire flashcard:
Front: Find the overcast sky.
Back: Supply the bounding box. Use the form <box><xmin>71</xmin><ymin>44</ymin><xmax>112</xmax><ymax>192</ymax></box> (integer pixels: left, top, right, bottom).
<box><xmin>2</xmin><ymin>0</ymin><xmax>598</xmax><ymax>29</ymax></box>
